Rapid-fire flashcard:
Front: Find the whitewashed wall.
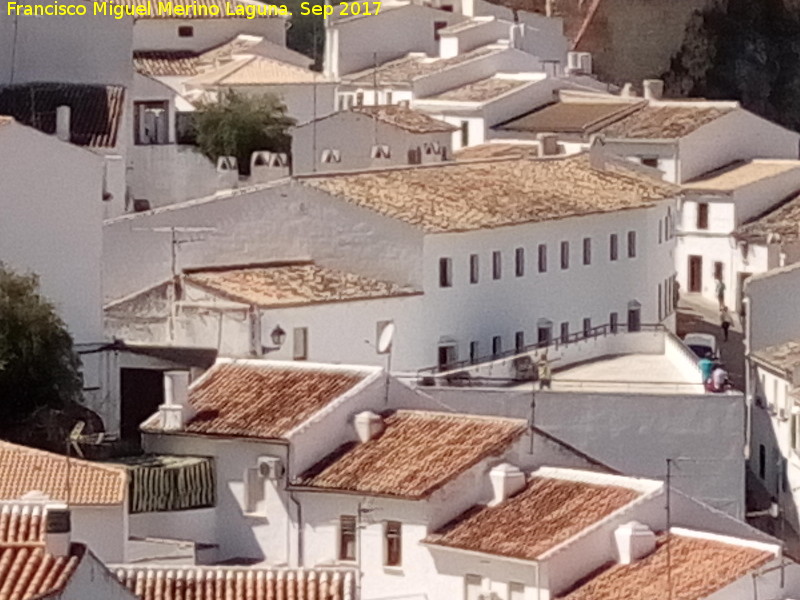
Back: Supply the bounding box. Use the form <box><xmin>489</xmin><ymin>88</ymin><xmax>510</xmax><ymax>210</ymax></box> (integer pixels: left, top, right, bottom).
<box><xmin>73</xmin><ymin>505</ymin><xmax>128</xmax><ymax>563</ymax></box>
<box><xmin>132</xmin><ymin>17</ymin><xmax>286</xmax><ymax>52</ymax></box>
<box><xmin>226</xmin><ymin>83</ymin><xmax>338</xmax><ymax>124</ymax></box>
<box><xmin>58</xmin><ymin>551</ymin><xmax>137</xmax><ymax>600</ymax></box>
<box><xmin>746</xmin><ymin>263</ymin><xmax>800</xmax><ymax>352</ymax></box>
<box><xmin>129</xmin><ymin>145</ymin><xmax>220</xmax><ymax>208</ymax></box>
<box><xmin>0</xmin><ymin>122</ymin><xmax>105</xmax><ymax>343</ymax></box>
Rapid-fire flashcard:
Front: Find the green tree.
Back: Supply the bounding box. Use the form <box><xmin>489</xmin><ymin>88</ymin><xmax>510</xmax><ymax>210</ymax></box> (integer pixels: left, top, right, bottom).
<box><xmin>194</xmin><ymin>90</ymin><xmax>295</xmax><ymax>175</ymax></box>
<box><xmin>0</xmin><ymin>264</ymin><xmax>83</xmax><ymax>429</ymax></box>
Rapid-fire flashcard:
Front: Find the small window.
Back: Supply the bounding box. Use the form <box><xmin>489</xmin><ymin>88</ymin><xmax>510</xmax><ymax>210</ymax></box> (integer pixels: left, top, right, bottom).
<box><xmin>321</xmin><ymin>149</ymin><xmax>341</xmax><ymax>164</ymax></box>
<box><xmin>355</xmin><ymin>91</ymin><xmax>364</xmax><ymax>107</ymax></box>
<box><xmin>371</xmin><ymin>144</ymin><xmax>391</xmax><ymax>159</ymax></box>
<box><xmin>560</xmin><ymin>322</ymin><xmax>569</xmax><ymax>343</ymax></box>
<box><xmin>469</xmin><ymin>254</ymin><xmax>479</xmax><ymax>284</ymax></box>
<box><xmin>697</xmin><ymin>203</ymin><xmax>709</xmax><ymax>230</ymax></box>
<box><xmin>658</xmin><ymin>220</ymin><xmax>663</xmax><ymax>244</ymax></box>
<box><xmin>386</xmin><ymin>91</ymin><xmax>393</xmax><ymax>105</ymax></box>
<box><xmin>439</xmin><ymin>258</ymin><xmax>453</xmax><ymax>288</ymax></box>
<box><xmin>609</xmin><ymin>312</ymin><xmax>619</xmax><ymax>333</ymax></box>
<box><xmin>658</xmin><ymin>284</ymin><xmax>663</xmax><ymax>321</ymax></box>
<box><xmin>515</xmin><ymin>331</ymin><xmax>525</xmax><ymax>353</ymax></box>
<box><xmin>492</xmin><ymin>251</ymin><xmax>502</xmax><ymax>280</ymax></box>
<box><xmin>508</xmin><ymin>582</ymin><xmax>525</xmax><ymax>600</ymax></box>
<box><xmin>293</xmin><ymin>327</ymin><xmax>308</xmax><ymax>360</ymax></box>
<box><xmin>469</xmin><ymin>341</ymin><xmax>479</xmax><ymax>363</ymax></box>
<box><xmin>465</xmin><ymin>575</ymin><xmax>482</xmax><ymax>600</ymax></box>
<box><xmin>515</xmin><ymin>248</ymin><xmax>525</xmax><ymax>277</ymax></box>
<box><xmin>434</xmin><ymin>20</ymin><xmax>448</xmax><ymax>41</ymax></box>
<box><xmin>641</xmin><ymin>156</ymin><xmax>658</xmax><ymax>168</ymax></box>
<box><xmin>714</xmin><ymin>261</ymin><xmax>723</xmax><ymax>281</ymax></box>
<box><xmin>583</xmin><ymin>318</ymin><xmax>591</xmax><ymax>338</ymax></box>
<box><xmin>537</xmin><ymin>325</ymin><xmax>552</xmax><ymax>347</ymax></box>
<box><xmin>609</xmin><ymin>234</ymin><xmax>618</xmax><ymax>261</ymax></box>
<box><xmin>538</xmin><ymin>244</ymin><xmax>547</xmax><ymax>273</ymax></box>
<box><xmin>560</xmin><ymin>241</ymin><xmax>569</xmax><ymax>270</ymax></box>
<box><xmin>627</xmin><ymin>231</ymin><xmax>637</xmax><ymax>258</ymax></box>
<box><xmin>339</xmin><ymin>516</ymin><xmax>357</xmax><ymax>561</ymax></box>
<box><xmin>385</xmin><ymin>521</ymin><xmax>402</xmax><ymax>567</ymax></box>
<box><xmin>460</xmin><ymin>121</ymin><xmax>469</xmax><ymax>147</ymax></box>
<box><xmin>492</xmin><ymin>336</ymin><xmax>502</xmax><ymax>357</ymax></box>
<box><xmin>582</xmin><ymin>237</ymin><xmax>591</xmax><ymax>266</ymax></box>
<box><xmin>178</xmin><ymin>25</ymin><xmax>194</xmax><ymax>37</ymax></box>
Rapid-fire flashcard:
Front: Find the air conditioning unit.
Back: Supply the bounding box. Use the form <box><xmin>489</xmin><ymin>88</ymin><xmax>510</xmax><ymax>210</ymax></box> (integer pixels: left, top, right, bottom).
<box><xmin>257</xmin><ymin>456</ymin><xmax>285</xmax><ymax>480</ymax></box>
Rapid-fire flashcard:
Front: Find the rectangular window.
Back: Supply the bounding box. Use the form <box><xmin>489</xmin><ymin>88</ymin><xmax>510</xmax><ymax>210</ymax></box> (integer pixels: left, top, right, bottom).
<box><xmin>609</xmin><ymin>234</ymin><xmax>618</xmax><ymax>261</ymax></box>
<box><xmin>339</xmin><ymin>516</ymin><xmax>357</xmax><ymax>561</ymax></box>
<box><xmin>515</xmin><ymin>248</ymin><xmax>525</xmax><ymax>277</ymax></box>
<box><xmin>469</xmin><ymin>341</ymin><xmax>479</xmax><ymax>363</ymax></box>
<box><xmin>658</xmin><ymin>284</ymin><xmax>663</xmax><ymax>321</ymax></box>
<box><xmin>469</xmin><ymin>254</ymin><xmax>479</xmax><ymax>284</ymax></box>
<box><xmin>492</xmin><ymin>336</ymin><xmax>502</xmax><ymax>356</ymax></box>
<box><xmin>582</xmin><ymin>237</ymin><xmax>591</xmax><ymax>265</ymax></box>
<box><xmin>492</xmin><ymin>251</ymin><xmax>502</xmax><ymax>280</ymax></box>
<box><xmin>355</xmin><ymin>91</ymin><xmax>364</xmax><ymax>107</ymax></box>
<box><xmin>697</xmin><ymin>202</ymin><xmax>709</xmax><ymax>230</ymax></box>
<box><xmin>560</xmin><ymin>241</ymin><xmax>569</xmax><ymax>270</ymax></box>
<box><xmin>293</xmin><ymin>327</ymin><xmax>308</xmax><ymax>360</ymax></box>
<box><xmin>609</xmin><ymin>312</ymin><xmax>619</xmax><ymax>333</ymax></box>
<box><xmin>627</xmin><ymin>231</ymin><xmax>637</xmax><ymax>258</ymax></box>
<box><xmin>515</xmin><ymin>331</ymin><xmax>525</xmax><ymax>353</ymax></box>
<box><xmin>178</xmin><ymin>25</ymin><xmax>194</xmax><ymax>37</ymax></box>
<box><xmin>134</xmin><ymin>101</ymin><xmax>170</xmax><ymax>145</ymax></box>
<box><xmin>560</xmin><ymin>322</ymin><xmax>569</xmax><ymax>343</ymax></box>
<box><xmin>465</xmin><ymin>575</ymin><xmax>482</xmax><ymax>600</ymax></box>
<box><xmin>385</xmin><ymin>521</ymin><xmax>402</xmax><ymax>567</ymax></box>
<box><xmin>759</xmin><ymin>444</ymin><xmax>766</xmax><ymax>479</ymax></box>
<box><xmin>509</xmin><ymin>582</ymin><xmax>525</xmax><ymax>600</ymax></box>
<box><xmin>460</xmin><ymin>121</ymin><xmax>469</xmax><ymax>147</ymax></box>
<box><xmin>537</xmin><ymin>325</ymin><xmax>552</xmax><ymax>347</ymax></box>
<box><xmin>641</xmin><ymin>156</ymin><xmax>658</xmax><ymax>168</ymax></box>
<box><xmin>439</xmin><ymin>258</ymin><xmax>452</xmax><ymax>288</ymax></box>
<box><xmin>386</xmin><ymin>91</ymin><xmax>393</xmax><ymax>105</ymax></box>
<box><xmin>538</xmin><ymin>244</ymin><xmax>547</xmax><ymax>273</ymax></box>
<box><xmin>658</xmin><ymin>220</ymin><xmax>663</xmax><ymax>244</ymax></box>
<box><xmin>583</xmin><ymin>318</ymin><xmax>591</xmax><ymax>338</ymax></box>
<box><xmin>714</xmin><ymin>261</ymin><xmax>723</xmax><ymax>281</ymax></box>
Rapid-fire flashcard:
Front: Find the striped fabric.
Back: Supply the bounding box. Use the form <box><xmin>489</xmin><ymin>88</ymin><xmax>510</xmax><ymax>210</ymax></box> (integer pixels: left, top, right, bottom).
<box><xmin>123</xmin><ymin>455</ymin><xmax>215</xmax><ymax>513</ymax></box>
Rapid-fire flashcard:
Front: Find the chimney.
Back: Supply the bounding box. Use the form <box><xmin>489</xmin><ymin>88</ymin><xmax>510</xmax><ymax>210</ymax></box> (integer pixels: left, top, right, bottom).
<box><xmin>159</xmin><ymin>370</ymin><xmax>193</xmax><ymax>431</ymax></box>
<box><xmin>216</xmin><ymin>156</ymin><xmax>238</xmax><ymax>191</ymax></box>
<box><xmin>55</xmin><ymin>105</ymin><xmax>71</xmax><ymax>142</ymax></box>
<box><xmin>588</xmin><ymin>134</ymin><xmax>606</xmax><ymax>170</ymax></box>
<box><xmin>614</xmin><ymin>521</ymin><xmax>656</xmax><ymax>564</ymax></box>
<box><xmin>643</xmin><ymin>79</ymin><xmax>664</xmax><ymax>100</ymax></box>
<box><xmin>44</xmin><ymin>504</ymin><xmax>71</xmax><ymax>557</ymax></box>
<box><xmin>620</xmin><ymin>83</ymin><xmax>636</xmax><ymax>98</ymax></box>
<box><xmin>489</xmin><ymin>463</ymin><xmax>526</xmax><ymax>506</ymax></box>
<box><xmin>538</xmin><ymin>133</ymin><xmax>559</xmax><ymax>157</ymax></box>
<box><xmin>354</xmin><ymin>411</ymin><xmax>384</xmax><ymax>442</ymax></box>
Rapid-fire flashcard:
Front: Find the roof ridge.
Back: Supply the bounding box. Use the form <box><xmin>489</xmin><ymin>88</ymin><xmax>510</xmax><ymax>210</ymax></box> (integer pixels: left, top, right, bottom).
<box><xmin>0</xmin><ymin>440</ymin><xmax>127</xmax><ymax>477</ymax></box>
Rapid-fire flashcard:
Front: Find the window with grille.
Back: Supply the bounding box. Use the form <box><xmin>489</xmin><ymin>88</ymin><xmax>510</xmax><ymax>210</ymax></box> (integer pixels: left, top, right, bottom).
<box><xmin>339</xmin><ymin>516</ymin><xmax>356</xmax><ymax>561</ymax></box>
<box><xmin>439</xmin><ymin>258</ymin><xmax>453</xmax><ymax>287</ymax></box>
<box><xmin>385</xmin><ymin>521</ymin><xmax>402</xmax><ymax>566</ymax></box>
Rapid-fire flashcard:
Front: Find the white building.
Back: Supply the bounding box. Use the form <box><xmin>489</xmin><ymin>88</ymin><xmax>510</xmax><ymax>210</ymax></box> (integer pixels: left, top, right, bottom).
<box><xmin>735</xmin><ymin>190</ymin><xmax>800</xmax><ymax>280</ymax></box>
<box><xmin>104</xmin><ymin>149</ymin><xmax>679</xmax><ymax>371</ymax></box>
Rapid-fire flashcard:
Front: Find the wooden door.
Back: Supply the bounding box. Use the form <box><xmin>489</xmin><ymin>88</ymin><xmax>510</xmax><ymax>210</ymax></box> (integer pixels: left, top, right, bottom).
<box><xmin>689</xmin><ymin>255</ymin><xmax>703</xmax><ymax>293</ymax></box>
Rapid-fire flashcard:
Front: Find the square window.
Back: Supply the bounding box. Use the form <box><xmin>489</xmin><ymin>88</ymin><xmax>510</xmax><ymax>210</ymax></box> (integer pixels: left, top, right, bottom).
<box><xmin>178</xmin><ymin>25</ymin><xmax>194</xmax><ymax>37</ymax></box>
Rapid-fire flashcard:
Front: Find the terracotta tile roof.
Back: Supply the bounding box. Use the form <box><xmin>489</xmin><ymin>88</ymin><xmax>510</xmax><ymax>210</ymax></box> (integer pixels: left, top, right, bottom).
<box><xmin>301</xmin><ymin>153</ymin><xmax>678</xmax><ymax>233</ymax></box>
<box><xmin>0</xmin><ymin>442</ymin><xmax>126</xmax><ymax>506</ymax></box>
<box><xmin>558</xmin><ymin>534</ymin><xmax>774</xmax><ymax>600</ymax></box>
<box><xmin>0</xmin><ymin>544</ymin><xmax>82</xmax><ymax>600</ymax></box>
<box><xmin>134</xmin><ymin>51</ymin><xmax>200</xmax><ymax>77</ymax></box>
<box><xmin>345</xmin><ymin>47</ymin><xmax>499</xmax><ymax>85</ymax></box>
<box><xmin>599</xmin><ymin>105</ymin><xmax>735</xmax><ymax>139</ymax></box>
<box><xmin>144</xmin><ymin>361</ymin><xmax>374</xmax><ymax>440</ymax></box>
<box><xmin>0</xmin><ymin>504</ymin><xmax>45</xmax><ymax>543</ymax></box>
<box><xmin>425</xmin><ymin>475</ymin><xmax>641</xmax><ymax>559</ymax></box>
<box><xmin>351</xmin><ymin>105</ymin><xmax>457</xmax><ymax>133</ymax></box>
<box><xmin>497</xmin><ymin>100</ymin><xmax>642</xmax><ymax>134</ymax></box>
<box><xmin>750</xmin><ymin>340</ymin><xmax>800</xmax><ymax>377</ymax></box>
<box><xmin>684</xmin><ymin>160</ymin><xmax>800</xmax><ymax>192</ymax></box>
<box><xmin>297</xmin><ymin>411</ymin><xmax>527</xmax><ymax>499</ymax></box>
<box><xmin>115</xmin><ymin>566</ymin><xmax>357</xmax><ymax>600</ymax></box>
<box><xmin>109</xmin><ymin>0</ymin><xmax>284</xmax><ymax>18</ymax></box>
<box><xmin>186</xmin><ymin>263</ymin><xmax>419</xmax><ymax>308</ymax></box>
<box><xmin>455</xmin><ymin>142</ymin><xmax>539</xmax><ymax>160</ymax></box>
<box><xmin>0</xmin><ymin>83</ymin><xmax>124</xmax><ymax>147</ymax></box>
<box><xmin>187</xmin><ymin>55</ymin><xmax>320</xmax><ymax>86</ymax></box>
<box><xmin>736</xmin><ymin>193</ymin><xmax>800</xmax><ymax>244</ymax></box>
<box><xmin>428</xmin><ymin>77</ymin><xmax>533</xmax><ymax>103</ymax></box>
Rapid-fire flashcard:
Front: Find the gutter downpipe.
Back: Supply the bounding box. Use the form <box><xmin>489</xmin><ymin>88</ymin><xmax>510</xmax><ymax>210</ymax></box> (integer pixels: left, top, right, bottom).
<box><xmin>743</xmin><ymin>295</ymin><xmax>753</xmax><ymax>462</ymax></box>
<box><xmin>287</xmin><ymin>442</ymin><xmax>304</xmax><ymax>567</ymax></box>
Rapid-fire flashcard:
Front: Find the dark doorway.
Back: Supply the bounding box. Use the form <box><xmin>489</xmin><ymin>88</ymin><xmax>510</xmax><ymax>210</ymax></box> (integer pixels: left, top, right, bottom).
<box><xmin>437</xmin><ymin>345</ymin><xmax>457</xmax><ymax>371</ymax></box>
<box><xmin>689</xmin><ymin>255</ymin><xmax>703</xmax><ymax>293</ymax></box>
<box><xmin>537</xmin><ymin>325</ymin><xmax>552</xmax><ymax>347</ymax></box>
<box><xmin>121</xmin><ymin>368</ymin><xmax>164</xmax><ymax>443</ymax></box>
<box><xmin>627</xmin><ymin>308</ymin><xmax>641</xmax><ymax>332</ymax></box>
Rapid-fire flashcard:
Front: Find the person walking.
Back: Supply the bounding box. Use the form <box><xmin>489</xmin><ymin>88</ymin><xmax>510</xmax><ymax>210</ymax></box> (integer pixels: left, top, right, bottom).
<box><xmin>720</xmin><ymin>306</ymin><xmax>733</xmax><ymax>342</ymax></box>
<box><xmin>538</xmin><ymin>353</ymin><xmax>552</xmax><ymax>390</ymax></box>
<box><xmin>715</xmin><ymin>276</ymin><xmax>726</xmax><ymax>308</ymax></box>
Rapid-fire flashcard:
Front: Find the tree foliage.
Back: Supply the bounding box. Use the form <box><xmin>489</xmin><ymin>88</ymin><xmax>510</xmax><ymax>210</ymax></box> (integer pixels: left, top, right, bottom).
<box><xmin>0</xmin><ymin>264</ymin><xmax>83</xmax><ymax>428</ymax></box>
<box><xmin>663</xmin><ymin>0</ymin><xmax>800</xmax><ymax>131</ymax></box>
<box><xmin>285</xmin><ymin>0</ymin><xmax>325</xmax><ymax>69</ymax></box>
<box><xmin>194</xmin><ymin>90</ymin><xmax>295</xmax><ymax>175</ymax></box>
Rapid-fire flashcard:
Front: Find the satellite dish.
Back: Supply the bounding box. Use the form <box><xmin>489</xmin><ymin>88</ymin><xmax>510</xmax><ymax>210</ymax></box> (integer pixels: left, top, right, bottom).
<box><xmin>377</xmin><ymin>322</ymin><xmax>395</xmax><ymax>354</ymax></box>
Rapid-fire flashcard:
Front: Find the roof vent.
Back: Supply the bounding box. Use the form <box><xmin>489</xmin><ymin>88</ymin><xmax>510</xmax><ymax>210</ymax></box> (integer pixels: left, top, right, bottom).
<box><xmin>489</xmin><ymin>463</ymin><xmax>526</xmax><ymax>506</ymax></box>
<box><xmin>354</xmin><ymin>411</ymin><xmax>384</xmax><ymax>443</ymax></box>
<box><xmin>621</xmin><ymin>83</ymin><xmax>637</xmax><ymax>98</ymax></box>
<box><xmin>44</xmin><ymin>504</ymin><xmax>71</xmax><ymax>557</ymax></box>
<box><xmin>643</xmin><ymin>79</ymin><xmax>664</xmax><ymax>100</ymax></box>
<box><xmin>55</xmin><ymin>105</ymin><xmax>71</xmax><ymax>142</ymax></box>
<box><xmin>588</xmin><ymin>134</ymin><xmax>606</xmax><ymax>170</ymax></box>
<box><xmin>614</xmin><ymin>521</ymin><xmax>656</xmax><ymax>564</ymax></box>
<box><xmin>159</xmin><ymin>370</ymin><xmax>193</xmax><ymax>431</ymax></box>
<box><xmin>538</xmin><ymin>133</ymin><xmax>559</xmax><ymax>157</ymax></box>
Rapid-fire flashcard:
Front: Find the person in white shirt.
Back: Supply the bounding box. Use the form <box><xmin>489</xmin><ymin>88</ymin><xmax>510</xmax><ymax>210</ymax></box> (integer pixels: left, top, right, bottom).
<box><xmin>711</xmin><ymin>364</ymin><xmax>729</xmax><ymax>392</ymax></box>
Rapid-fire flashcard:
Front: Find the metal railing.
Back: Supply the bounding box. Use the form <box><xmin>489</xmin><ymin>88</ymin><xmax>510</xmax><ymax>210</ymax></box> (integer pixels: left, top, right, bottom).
<box><xmin>417</xmin><ymin>322</ymin><xmax>665</xmax><ymax>377</ymax></box>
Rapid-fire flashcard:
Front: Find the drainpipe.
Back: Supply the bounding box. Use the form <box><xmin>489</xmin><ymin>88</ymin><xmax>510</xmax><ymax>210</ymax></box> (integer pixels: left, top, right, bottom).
<box><xmin>743</xmin><ymin>295</ymin><xmax>752</xmax><ymax>461</ymax></box>
<box><xmin>287</xmin><ymin>443</ymin><xmax>304</xmax><ymax>566</ymax></box>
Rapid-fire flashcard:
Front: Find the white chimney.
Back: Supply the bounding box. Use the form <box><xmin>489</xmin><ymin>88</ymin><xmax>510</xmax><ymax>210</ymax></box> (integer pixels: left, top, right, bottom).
<box><xmin>354</xmin><ymin>411</ymin><xmax>384</xmax><ymax>443</ymax></box>
<box><xmin>44</xmin><ymin>504</ymin><xmax>71</xmax><ymax>557</ymax></box>
<box><xmin>489</xmin><ymin>463</ymin><xmax>526</xmax><ymax>506</ymax></box>
<box><xmin>538</xmin><ymin>133</ymin><xmax>559</xmax><ymax>157</ymax></box>
<box><xmin>159</xmin><ymin>370</ymin><xmax>193</xmax><ymax>431</ymax></box>
<box><xmin>643</xmin><ymin>79</ymin><xmax>664</xmax><ymax>100</ymax></box>
<box><xmin>621</xmin><ymin>83</ymin><xmax>636</xmax><ymax>98</ymax></box>
<box><xmin>216</xmin><ymin>155</ymin><xmax>238</xmax><ymax>191</ymax></box>
<box><xmin>614</xmin><ymin>521</ymin><xmax>656</xmax><ymax>564</ymax></box>
<box><xmin>55</xmin><ymin>105</ymin><xmax>71</xmax><ymax>142</ymax></box>
<box><xmin>588</xmin><ymin>134</ymin><xmax>606</xmax><ymax>170</ymax></box>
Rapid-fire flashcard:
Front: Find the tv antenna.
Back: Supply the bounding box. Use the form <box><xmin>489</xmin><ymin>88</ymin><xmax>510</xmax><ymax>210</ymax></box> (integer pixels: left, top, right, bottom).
<box><xmin>64</xmin><ymin>421</ymin><xmax>105</xmax><ymax>505</ymax></box>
